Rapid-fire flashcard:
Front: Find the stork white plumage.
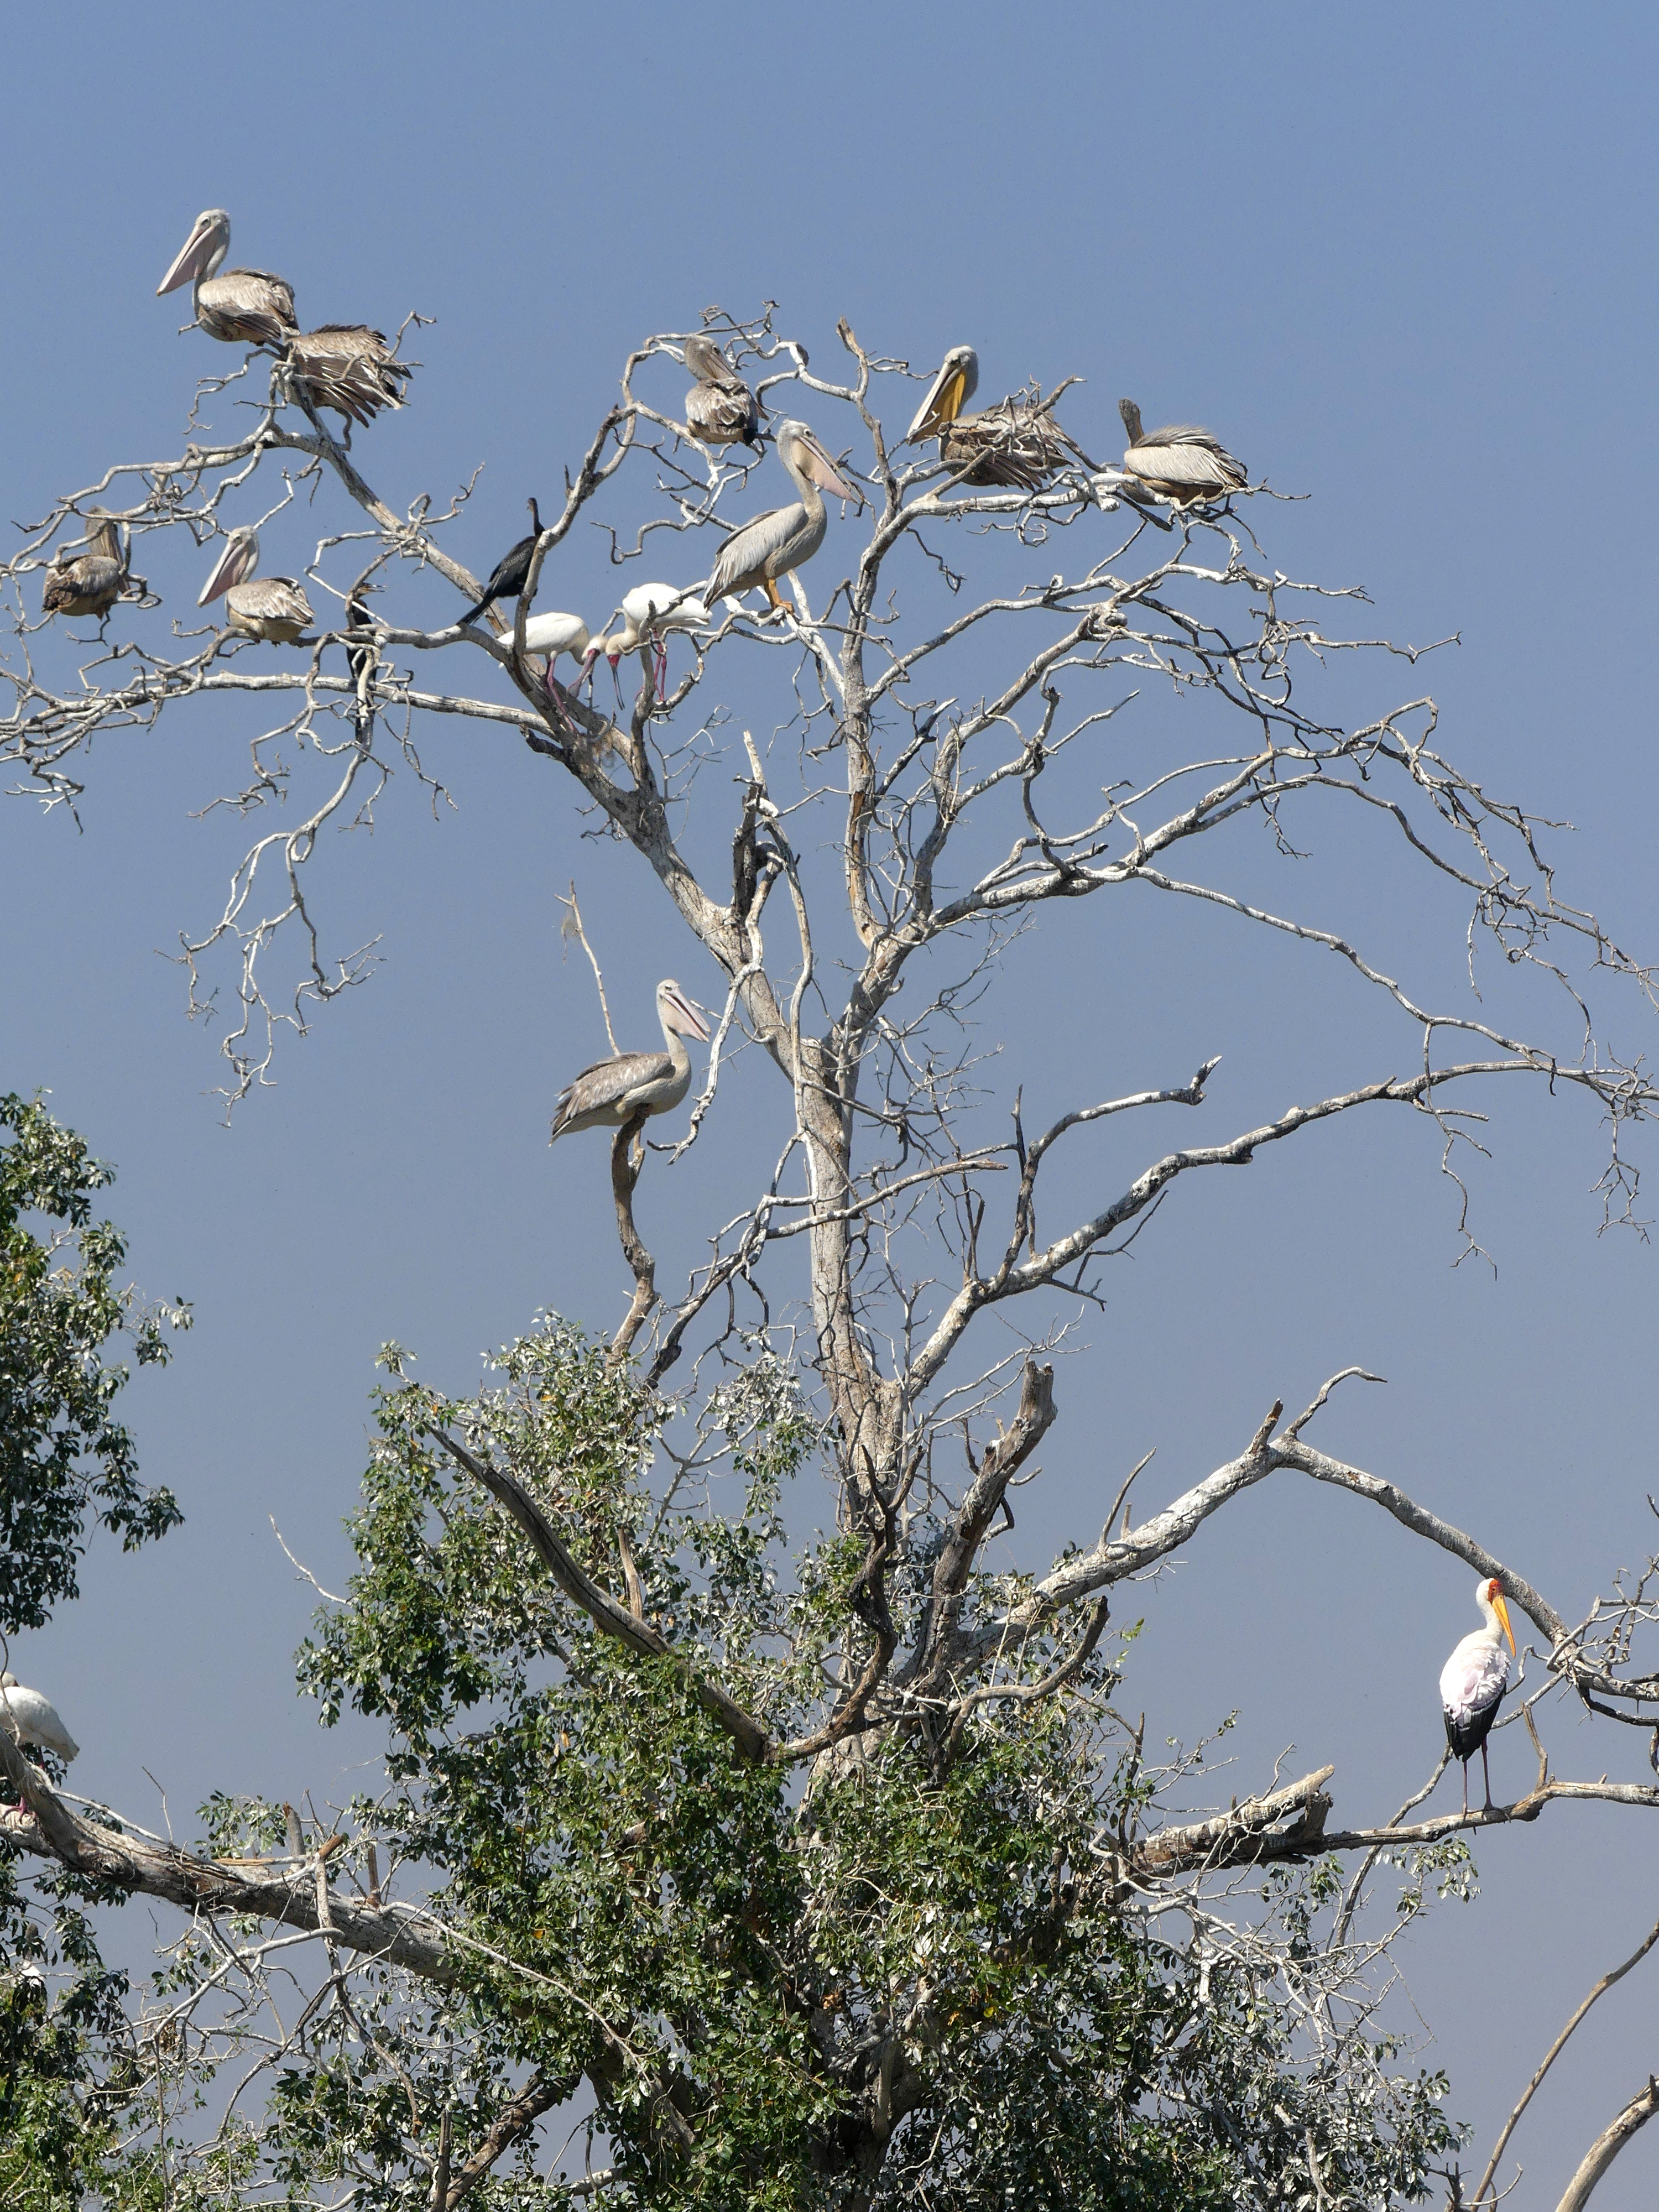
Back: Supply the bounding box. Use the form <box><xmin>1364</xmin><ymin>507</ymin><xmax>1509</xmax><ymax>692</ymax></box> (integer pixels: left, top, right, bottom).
<box><xmin>1439</xmin><ymin>1577</ymin><xmax>1515</xmax><ymax>1816</ymax></box>
<box><xmin>1</xmin><ymin>1671</ymin><xmax>80</xmax><ymax>1767</ymax></box>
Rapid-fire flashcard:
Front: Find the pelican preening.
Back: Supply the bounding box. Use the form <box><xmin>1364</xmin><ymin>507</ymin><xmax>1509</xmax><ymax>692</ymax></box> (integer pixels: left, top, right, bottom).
<box><xmin>905</xmin><ymin>345</ymin><xmax>1087</xmax><ymax>492</ymax></box>
<box><xmin>157</xmin><ymin>210</ymin><xmax>412</xmax><ymax>432</ymax></box>
<box><xmin>550</xmin><ymin>980</ymin><xmax>711</xmax><ymax>1141</ymax></box>
<box><xmin>460</xmin><ymin>499</ymin><xmax>544</xmax><ymax>628</ymax></box>
<box><xmin>283</xmin><ymin>325</ymin><xmax>412</xmax><ymax>430</ymax></box>
<box><xmin>41</xmin><ymin>510</ymin><xmax>131</xmax><ymax>621</ymax></box>
<box><xmin>1440</xmin><ymin>1575</ymin><xmax>1516</xmax><ymax>1817</ymax></box>
<box><xmin>1118</xmin><ymin>399</ymin><xmax>1247</xmax><ymax>505</ymax></box>
<box><xmin>1</xmin><ymin>1673</ymin><xmax>79</xmax><ymax>1764</ymax></box>
<box><xmin>156</xmin><ymin>208</ymin><xmax>296</xmax><ymax>347</ymax></box>
<box><xmin>705</xmin><ymin>421</ymin><xmax>859</xmax><ymax>610</ymax></box>
<box><xmin>683</xmin><ymin>335</ymin><xmax>763</xmax><ymax>453</ymax></box>
<box><xmin>197</xmin><ymin>528</ymin><xmax>314</xmax><ymax>645</ymax></box>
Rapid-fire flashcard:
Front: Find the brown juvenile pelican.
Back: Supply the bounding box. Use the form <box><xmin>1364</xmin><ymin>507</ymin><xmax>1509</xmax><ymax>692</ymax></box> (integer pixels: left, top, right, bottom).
<box><xmin>1118</xmin><ymin>399</ymin><xmax>1247</xmax><ymax>505</ymax></box>
<box><xmin>156</xmin><ymin>208</ymin><xmax>296</xmax><ymax>347</ymax></box>
<box><xmin>683</xmin><ymin>335</ymin><xmax>763</xmax><ymax>452</ymax></box>
<box><xmin>705</xmin><ymin>422</ymin><xmax>858</xmax><ymax>609</ymax></box>
<box><xmin>550</xmin><ymin>980</ymin><xmax>711</xmax><ymax>1141</ymax></box>
<box><xmin>41</xmin><ymin>510</ymin><xmax>128</xmax><ymax>620</ymax></box>
<box><xmin>906</xmin><ymin>345</ymin><xmax>1086</xmax><ymax>491</ymax></box>
<box><xmin>459</xmin><ymin>499</ymin><xmax>544</xmax><ymax>627</ymax></box>
<box><xmin>284</xmin><ymin>325</ymin><xmax>413</xmax><ymax>431</ymax></box>
<box><xmin>197</xmin><ymin>528</ymin><xmax>314</xmax><ymax>646</ymax></box>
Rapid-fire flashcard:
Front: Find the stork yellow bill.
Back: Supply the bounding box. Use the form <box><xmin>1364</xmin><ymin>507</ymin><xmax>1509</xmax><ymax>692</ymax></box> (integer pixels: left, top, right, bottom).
<box><xmin>1439</xmin><ymin>1575</ymin><xmax>1516</xmax><ymax>1818</ymax></box>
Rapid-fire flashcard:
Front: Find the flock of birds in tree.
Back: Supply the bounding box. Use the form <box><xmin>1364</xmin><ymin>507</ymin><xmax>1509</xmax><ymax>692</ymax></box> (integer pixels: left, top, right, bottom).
<box><xmin>11</xmin><ymin>211</ymin><xmax>1514</xmax><ymax>1825</ymax></box>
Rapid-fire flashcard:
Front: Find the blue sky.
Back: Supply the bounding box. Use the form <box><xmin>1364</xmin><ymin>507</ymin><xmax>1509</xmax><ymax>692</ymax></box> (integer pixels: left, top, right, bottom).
<box><xmin>4</xmin><ymin>4</ymin><xmax>1658</xmax><ymax>2196</ymax></box>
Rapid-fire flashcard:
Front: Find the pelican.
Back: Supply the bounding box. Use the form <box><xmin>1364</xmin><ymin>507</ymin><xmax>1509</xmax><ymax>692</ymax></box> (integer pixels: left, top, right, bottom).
<box><xmin>1</xmin><ymin>1673</ymin><xmax>79</xmax><ymax>1764</ymax></box>
<box><xmin>284</xmin><ymin>324</ymin><xmax>413</xmax><ymax>431</ymax></box>
<box><xmin>905</xmin><ymin>345</ymin><xmax>1086</xmax><ymax>491</ymax></box>
<box><xmin>197</xmin><ymin>528</ymin><xmax>314</xmax><ymax>645</ymax></box>
<box><xmin>459</xmin><ymin>499</ymin><xmax>544</xmax><ymax>627</ymax></box>
<box><xmin>550</xmin><ymin>980</ymin><xmax>711</xmax><ymax>1141</ymax></box>
<box><xmin>1440</xmin><ymin>1575</ymin><xmax>1516</xmax><ymax>1817</ymax></box>
<box><xmin>705</xmin><ymin>422</ymin><xmax>858</xmax><ymax>611</ymax></box>
<box><xmin>1118</xmin><ymin>399</ymin><xmax>1247</xmax><ymax>505</ymax></box>
<box><xmin>41</xmin><ymin>510</ymin><xmax>128</xmax><ymax>621</ymax></box>
<box><xmin>683</xmin><ymin>335</ymin><xmax>763</xmax><ymax>452</ymax></box>
<box><xmin>156</xmin><ymin>208</ymin><xmax>297</xmax><ymax>346</ymax></box>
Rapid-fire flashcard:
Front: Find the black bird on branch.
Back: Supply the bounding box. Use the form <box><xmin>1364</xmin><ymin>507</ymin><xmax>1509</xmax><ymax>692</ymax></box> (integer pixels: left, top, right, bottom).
<box><xmin>458</xmin><ymin>497</ymin><xmax>544</xmax><ymax>626</ymax></box>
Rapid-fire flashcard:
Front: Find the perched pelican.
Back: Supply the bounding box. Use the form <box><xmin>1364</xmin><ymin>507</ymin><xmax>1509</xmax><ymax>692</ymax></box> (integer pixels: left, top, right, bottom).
<box><xmin>156</xmin><ymin>207</ymin><xmax>296</xmax><ymax>347</ymax></box>
<box><xmin>1440</xmin><ymin>1575</ymin><xmax>1516</xmax><ymax>1817</ymax></box>
<box><xmin>41</xmin><ymin>510</ymin><xmax>128</xmax><ymax>621</ymax></box>
<box><xmin>550</xmin><ymin>980</ymin><xmax>711</xmax><ymax>1141</ymax></box>
<box><xmin>683</xmin><ymin>335</ymin><xmax>763</xmax><ymax>452</ymax></box>
<box><xmin>197</xmin><ymin>528</ymin><xmax>314</xmax><ymax>646</ymax></box>
<box><xmin>705</xmin><ymin>421</ymin><xmax>858</xmax><ymax>610</ymax></box>
<box><xmin>1118</xmin><ymin>399</ymin><xmax>1247</xmax><ymax>505</ymax></box>
<box><xmin>1</xmin><ymin>1673</ymin><xmax>79</xmax><ymax>1764</ymax></box>
<box><xmin>459</xmin><ymin>499</ymin><xmax>544</xmax><ymax>627</ymax></box>
<box><xmin>284</xmin><ymin>324</ymin><xmax>413</xmax><ymax>431</ymax></box>
<box><xmin>905</xmin><ymin>345</ymin><xmax>1086</xmax><ymax>491</ymax></box>
<box><xmin>601</xmin><ymin>584</ymin><xmax>710</xmax><ymax>688</ymax></box>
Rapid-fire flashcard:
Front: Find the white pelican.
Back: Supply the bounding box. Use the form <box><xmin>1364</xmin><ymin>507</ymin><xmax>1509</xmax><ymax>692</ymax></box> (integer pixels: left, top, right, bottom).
<box><xmin>42</xmin><ymin>511</ymin><xmax>127</xmax><ymax>621</ymax></box>
<box><xmin>550</xmin><ymin>980</ymin><xmax>710</xmax><ymax>1141</ymax></box>
<box><xmin>683</xmin><ymin>335</ymin><xmax>763</xmax><ymax>452</ymax></box>
<box><xmin>198</xmin><ymin>528</ymin><xmax>314</xmax><ymax>646</ymax></box>
<box><xmin>156</xmin><ymin>208</ymin><xmax>296</xmax><ymax>347</ymax></box>
<box><xmin>1440</xmin><ymin>1575</ymin><xmax>1516</xmax><ymax>1816</ymax></box>
<box><xmin>598</xmin><ymin>585</ymin><xmax>711</xmax><ymax>688</ymax></box>
<box><xmin>705</xmin><ymin>421</ymin><xmax>859</xmax><ymax>611</ymax></box>
<box><xmin>1</xmin><ymin>1673</ymin><xmax>80</xmax><ymax>1764</ymax></box>
<box><xmin>1118</xmin><ymin>399</ymin><xmax>1246</xmax><ymax>505</ymax></box>
<box><xmin>283</xmin><ymin>324</ymin><xmax>413</xmax><ymax>432</ymax></box>
<box><xmin>459</xmin><ymin>499</ymin><xmax>544</xmax><ymax>627</ymax></box>
<box><xmin>905</xmin><ymin>345</ymin><xmax>1086</xmax><ymax>491</ymax></box>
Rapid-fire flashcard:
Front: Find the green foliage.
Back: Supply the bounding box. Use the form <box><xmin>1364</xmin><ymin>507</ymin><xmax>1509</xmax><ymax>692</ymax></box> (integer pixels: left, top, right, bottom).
<box><xmin>0</xmin><ymin>1092</ymin><xmax>187</xmax><ymax>1634</ymax></box>
<box><xmin>274</xmin><ymin>1318</ymin><xmax>1459</xmax><ymax>2209</ymax></box>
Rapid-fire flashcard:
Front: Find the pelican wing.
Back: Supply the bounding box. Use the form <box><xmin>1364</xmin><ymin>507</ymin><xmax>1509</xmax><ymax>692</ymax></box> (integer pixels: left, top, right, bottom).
<box><xmin>551</xmin><ymin>1049</ymin><xmax>676</xmax><ymax>1138</ymax></box>
<box><xmin>226</xmin><ymin>577</ymin><xmax>314</xmax><ymax>641</ymax></box>
<box><xmin>937</xmin><ymin>401</ymin><xmax>1083</xmax><ymax>492</ymax></box>
<box><xmin>196</xmin><ymin>267</ymin><xmax>296</xmax><ymax>347</ymax></box>
<box><xmin>708</xmin><ymin>503</ymin><xmax>810</xmax><ymax>599</ymax></box>
<box><xmin>686</xmin><ymin>380</ymin><xmax>761</xmax><ymax>448</ymax></box>
<box><xmin>285</xmin><ymin>326</ymin><xmax>412</xmax><ymax>427</ymax></box>
<box><xmin>43</xmin><ymin>554</ymin><xmax>125</xmax><ymax>618</ymax></box>
<box><xmin>1124</xmin><ymin>426</ymin><xmax>1246</xmax><ymax>490</ymax></box>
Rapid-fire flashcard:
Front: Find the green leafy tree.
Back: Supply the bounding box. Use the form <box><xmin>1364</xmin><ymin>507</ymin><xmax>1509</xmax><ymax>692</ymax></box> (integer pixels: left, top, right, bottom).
<box><xmin>6</xmin><ymin>299</ymin><xmax>1659</xmax><ymax>2207</ymax></box>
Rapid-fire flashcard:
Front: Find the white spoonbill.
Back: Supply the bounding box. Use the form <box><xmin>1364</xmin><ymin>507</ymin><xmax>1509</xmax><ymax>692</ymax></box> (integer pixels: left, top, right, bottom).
<box><xmin>1439</xmin><ymin>1576</ymin><xmax>1515</xmax><ymax>1817</ymax></box>
<box><xmin>2</xmin><ymin>1672</ymin><xmax>80</xmax><ymax>1765</ymax></box>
